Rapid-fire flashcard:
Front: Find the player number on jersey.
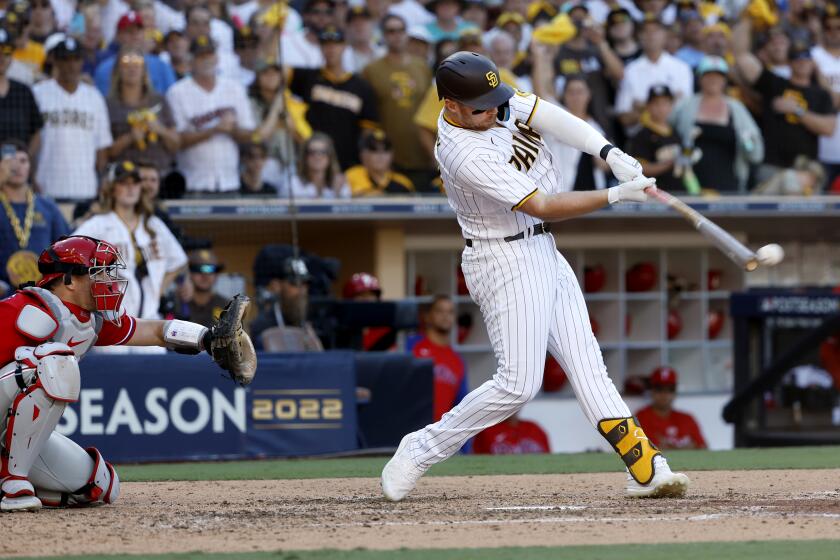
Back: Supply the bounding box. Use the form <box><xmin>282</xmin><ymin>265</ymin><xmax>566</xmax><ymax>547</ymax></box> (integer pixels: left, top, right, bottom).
<box><xmin>508</xmin><ymin>122</ymin><xmax>542</xmax><ymax>173</ymax></box>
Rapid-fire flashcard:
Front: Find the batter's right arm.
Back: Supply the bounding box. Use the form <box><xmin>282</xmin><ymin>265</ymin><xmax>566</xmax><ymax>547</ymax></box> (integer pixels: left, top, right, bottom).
<box><xmin>518</xmin><ymin>177</ymin><xmax>656</xmax><ymax>221</ymax></box>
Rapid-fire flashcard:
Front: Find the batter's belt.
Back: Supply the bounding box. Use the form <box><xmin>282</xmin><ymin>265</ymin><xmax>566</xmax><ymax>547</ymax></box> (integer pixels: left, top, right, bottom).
<box><xmin>465</xmin><ymin>222</ymin><xmax>552</xmax><ymax>247</ymax></box>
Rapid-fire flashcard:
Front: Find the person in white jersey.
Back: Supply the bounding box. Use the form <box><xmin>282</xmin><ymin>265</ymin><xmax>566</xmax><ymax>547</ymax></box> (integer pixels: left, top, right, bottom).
<box><xmin>381</xmin><ymin>52</ymin><xmax>689</xmax><ymax>501</ymax></box>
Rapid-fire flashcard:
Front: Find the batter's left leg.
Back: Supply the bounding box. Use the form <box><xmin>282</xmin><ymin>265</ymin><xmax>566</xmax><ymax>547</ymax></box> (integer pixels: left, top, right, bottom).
<box><xmin>546</xmin><ymin>251</ymin><xmax>689</xmax><ymax>497</ymax></box>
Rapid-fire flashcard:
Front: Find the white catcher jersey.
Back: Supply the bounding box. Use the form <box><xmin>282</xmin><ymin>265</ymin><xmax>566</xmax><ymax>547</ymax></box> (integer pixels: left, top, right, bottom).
<box><xmin>435</xmin><ymin>91</ymin><xmax>563</xmax><ymax>240</ymax></box>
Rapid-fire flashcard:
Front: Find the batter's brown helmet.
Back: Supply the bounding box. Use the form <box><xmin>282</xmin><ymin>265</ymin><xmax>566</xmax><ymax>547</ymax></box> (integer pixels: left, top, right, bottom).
<box><xmin>436</xmin><ymin>51</ymin><xmax>515</xmax><ymax>110</ymax></box>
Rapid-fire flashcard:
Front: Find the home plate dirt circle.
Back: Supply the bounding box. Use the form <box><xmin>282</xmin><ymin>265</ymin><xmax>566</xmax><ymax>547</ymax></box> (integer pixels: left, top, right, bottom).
<box><xmin>3</xmin><ymin>469</ymin><xmax>839</xmax><ymax>557</ymax></box>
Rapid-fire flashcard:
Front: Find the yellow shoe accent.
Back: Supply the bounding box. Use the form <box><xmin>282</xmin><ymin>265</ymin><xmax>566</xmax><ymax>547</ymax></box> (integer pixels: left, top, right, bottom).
<box><xmin>598</xmin><ymin>417</ymin><xmax>660</xmax><ymax>485</ymax></box>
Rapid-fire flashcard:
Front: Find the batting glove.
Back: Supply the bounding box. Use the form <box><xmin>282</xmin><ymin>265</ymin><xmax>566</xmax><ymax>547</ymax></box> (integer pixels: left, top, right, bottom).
<box><xmin>605</xmin><ymin>147</ymin><xmax>644</xmax><ymax>183</ymax></box>
<box><xmin>608</xmin><ymin>176</ymin><xmax>657</xmax><ymax>204</ymax></box>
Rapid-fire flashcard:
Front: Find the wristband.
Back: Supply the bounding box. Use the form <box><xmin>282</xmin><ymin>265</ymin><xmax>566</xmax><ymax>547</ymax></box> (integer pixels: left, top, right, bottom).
<box><xmin>599</xmin><ymin>144</ymin><xmax>615</xmax><ymax>160</ymax></box>
<box><xmin>794</xmin><ymin>106</ymin><xmax>805</xmax><ymax>118</ymax></box>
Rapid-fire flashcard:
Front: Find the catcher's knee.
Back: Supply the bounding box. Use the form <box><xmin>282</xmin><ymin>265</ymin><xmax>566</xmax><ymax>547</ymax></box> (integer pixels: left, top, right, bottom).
<box><xmin>598</xmin><ymin>417</ymin><xmax>660</xmax><ymax>484</ymax></box>
<box><xmin>35</xmin><ymin>447</ymin><xmax>120</xmax><ymax>508</ymax></box>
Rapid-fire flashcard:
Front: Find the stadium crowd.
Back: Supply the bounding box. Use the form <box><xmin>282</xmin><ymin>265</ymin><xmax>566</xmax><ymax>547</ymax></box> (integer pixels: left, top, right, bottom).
<box><xmin>0</xmin><ymin>0</ymin><xmax>835</xmax><ymax>205</ymax></box>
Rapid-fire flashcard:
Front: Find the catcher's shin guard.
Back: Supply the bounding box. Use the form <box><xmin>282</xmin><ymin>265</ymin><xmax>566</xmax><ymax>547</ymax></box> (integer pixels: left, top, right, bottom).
<box><xmin>598</xmin><ymin>417</ymin><xmax>660</xmax><ymax>485</ymax></box>
<box><xmin>32</xmin><ymin>443</ymin><xmax>120</xmax><ymax>508</ymax></box>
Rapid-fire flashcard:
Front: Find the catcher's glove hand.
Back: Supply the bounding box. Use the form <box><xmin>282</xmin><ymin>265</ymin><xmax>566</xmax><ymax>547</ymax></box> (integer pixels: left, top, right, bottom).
<box><xmin>205</xmin><ymin>294</ymin><xmax>257</xmax><ymax>386</ymax></box>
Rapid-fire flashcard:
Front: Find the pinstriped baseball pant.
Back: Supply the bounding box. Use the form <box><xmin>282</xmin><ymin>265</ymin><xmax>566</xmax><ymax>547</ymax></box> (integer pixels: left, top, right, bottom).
<box><xmin>408</xmin><ymin>233</ymin><xmax>631</xmax><ymax>468</ymax></box>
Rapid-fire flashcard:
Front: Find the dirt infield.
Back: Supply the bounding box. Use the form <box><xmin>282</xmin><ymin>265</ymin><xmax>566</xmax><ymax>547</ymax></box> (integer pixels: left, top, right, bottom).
<box><xmin>4</xmin><ymin>469</ymin><xmax>840</xmax><ymax>557</ymax></box>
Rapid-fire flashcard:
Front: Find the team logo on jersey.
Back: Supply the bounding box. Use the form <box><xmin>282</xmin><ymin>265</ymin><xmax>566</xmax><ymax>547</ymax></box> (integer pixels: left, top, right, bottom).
<box><xmin>508</xmin><ymin>122</ymin><xmax>543</xmax><ymax>173</ymax></box>
<box><xmin>486</xmin><ymin>71</ymin><xmax>499</xmax><ymax>88</ymax></box>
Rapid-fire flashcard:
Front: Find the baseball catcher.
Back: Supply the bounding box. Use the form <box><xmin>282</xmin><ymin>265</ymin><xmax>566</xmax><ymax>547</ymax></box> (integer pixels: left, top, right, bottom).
<box><xmin>0</xmin><ymin>235</ymin><xmax>256</xmax><ymax>512</ymax></box>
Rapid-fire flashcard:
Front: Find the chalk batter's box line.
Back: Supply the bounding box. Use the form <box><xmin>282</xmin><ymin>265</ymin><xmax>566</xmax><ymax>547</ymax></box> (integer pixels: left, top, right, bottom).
<box><xmin>253</xmin><ymin>390</ymin><xmax>342</xmax><ymax>395</ymax></box>
<box><xmin>253</xmin><ymin>423</ymin><xmax>343</xmax><ymax>430</ymax></box>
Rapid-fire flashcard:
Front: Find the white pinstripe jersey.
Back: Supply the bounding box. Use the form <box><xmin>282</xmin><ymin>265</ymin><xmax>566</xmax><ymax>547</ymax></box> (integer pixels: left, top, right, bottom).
<box><xmin>435</xmin><ymin>90</ymin><xmax>562</xmax><ymax>240</ymax></box>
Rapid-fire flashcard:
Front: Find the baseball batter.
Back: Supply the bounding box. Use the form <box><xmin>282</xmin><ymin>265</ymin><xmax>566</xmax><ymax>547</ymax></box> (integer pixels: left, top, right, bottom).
<box><xmin>382</xmin><ymin>52</ymin><xmax>689</xmax><ymax>501</ymax></box>
<box><xmin>0</xmin><ymin>236</ymin><xmax>255</xmax><ymax>512</ymax></box>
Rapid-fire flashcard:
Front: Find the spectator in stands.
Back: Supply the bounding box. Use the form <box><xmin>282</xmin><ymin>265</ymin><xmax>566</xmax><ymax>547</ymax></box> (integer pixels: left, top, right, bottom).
<box><xmin>552</xmin><ymin>5</ymin><xmax>624</xmax><ymax>139</ymax></box>
<box><xmin>473</xmin><ymin>413</ymin><xmax>551</xmax><ymax>455</ymax></box>
<box><xmin>406</xmin><ymin>25</ymin><xmax>433</xmax><ymax>64</ymax></box>
<box><xmin>248</xmin><ymin>59</ymin><xmax>305</xmax><ymax>192</ymax></box>
<box><xmin>636</xmin><ymin>366</ymin><xmax>707</xmax><ymax>450</ymax></box>
<box><xmin>616</xmin><ymin>14</ymin><xmax>693</xmax><ymax>131</ymax></box>
<box><xmin>239</xmin><ymin>141</ymin><xmax>278</xmax><ymax>195</ymax></box>
<box><xmin>412</xmin><ymin>38</ymin><xmax>461</xmax><ymax>160</ymax></box>
<box><xmin>489</xmin><ymin>31</ymin><xmax>524</xmax><ymax>91</ymax></box>
<box><xmin>425</xmin><ymin>0</ymin><xmax>477</xmax><ymax>43</ymax></box>
<box><xmin>756</xmin><ymin>26</ymin><xmax>792</xmax><ymax>78</ymax></box>
<box><xmin>674</xmin><ymin>7</ymin><xmax>704</xmax><ymax>69</ymax></box>
<box><xmin>363</xmin><ymin>14</ymin><xmax>432</xmax><ymax>190</ymax></box>
<box><xmin>733</xmin><ymin>17</ymin><xmax>836</xmax><ymax>184</ymax></box>
<box><xmin>290</xmin><ymin>26</ymin><xmax>378</xmax><ymax>170</ymax></box>
<box><xmin>0</xmin><ymin>28</ymin><xmax>42</xmax><ymax>150</ymax></box>
<box><xmin>389</xmin><ymin>0</ymin><xmax>435</xmax><ymax>27</ymax></box>
<box><xmin>7</xmin><ymin>6</ymin><xmax>43</xmax><ymax>83</ymax></box>
<box><xmin>412</xmin><ymin>295</ymin><xmax>467</xmax><ymax>422</ymax></box>
<box><xmin>74</xmin><ymin>160</ymin><xmax>187</xmax><ymax>320</ymax></box>
<box><xmin>78</xmin><ymin>4</ymin><xmax>107</xmax><ymax>81</ymax></box>
<box><xmin>343</xmin><ymin>5</ymin><xmax>382</xmax><ymax>74</ymax></box>
<box><xmin>166</xmin><ymin>35</ymin><xmax>255</xmax><ymax>195</ymax></box>
<box><xmin>27</xmin><ymin>0</ymin><xmax>55</xmax><ymax>44</ymax></box>
<box><xmin>701</xmin><ymin>22</ymin><xmax>731</xmax><ymax>60</ymax></box>
<box><xmin>347</xmin><ymin>130</ymin><xmax>414</xmax><ymax>197</ymax></box>
<box><xmin>671</xmin><ymin>56</ymin><xmax>764</xmax><ymax>194</ymax></box>
<box><xmin>605</xmin><ymin>8</ymin><xmax>640</xmax><ymax>65</ymax></box>
<box><xmin>94</xmin><ymin>11</ymin><xmax>176</xmax><ymax>96</ymax></box>
<box><xmin>281</xmin><ymin>0</ymin><xmax>333</xmax><ymax>69</ymax></box>
<box><xmin>290</xmin><ymin>132</ymin><xmax>349</xmax><ymax>199</ymax></box>
<box><xmin>174</xmin><ymin>248</ymin><xmax>228</xmax><ymax>327</ymax></box>
<box><xmin>813</xmin><ymin>7</ymin><xmax>840</xmax><ymax>188</ymax></box>
<box><xmin>162</xmin><ymin>30</ymin><xmax>190</xmax><ymax>79</ymax></box>
<box><xmin>0</xmin><ymin>140</ymin><xmax>68</xmax><ymax>296</ymax></box>
<box><xmin>34</xmin><ymin>38</ymin><xmax>112</xmax><ymax>201</ymax></box>
<box><xmin>183</xmin><ymin>4</ymin><xmax>239</xmax><ymax>80</ymax></box>
<box><xmin>107</xmin><ymin>47</ymin><xmax>180</xmax><ymax>171</ymax></box>
<box><xmin>250</xmin><ymin>255</ymin><xmax>322</xmax><ymax>351</ymax></box>
<box><xmin>538</xmin><ymin>75</ymin><xmax>609</xmax><ymax>191</ymax></box>
<box><xmin>461</xmin><ymin>0</ymin><xmax>489</xmax><ymax>31</ymax></box>
<box><xmin>233</xmin><ymin>25</ymin><xmax>258</xmax><ymax>87</ymax></box>
<box><xmin>136</xmin><ymin>159</ymin><xmax>183</xmax><ymax>241</ymax></box>
<box><xmin>627</xmin><ymin>84</ymin><xmax>682</xmax><ymax>192</ymax></box>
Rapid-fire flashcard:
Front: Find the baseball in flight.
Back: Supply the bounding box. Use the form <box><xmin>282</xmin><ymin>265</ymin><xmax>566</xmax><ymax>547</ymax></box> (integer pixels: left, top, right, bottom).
<box><xmin>756</xmin><ymin>244</ymin><xmax>785</xmax><ymax>266</ymax></box>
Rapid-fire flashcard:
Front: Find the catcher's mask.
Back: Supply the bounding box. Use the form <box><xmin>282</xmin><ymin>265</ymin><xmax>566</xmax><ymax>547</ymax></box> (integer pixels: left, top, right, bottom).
<box><xmin>37</xmin><ymin>235</ymin><xmax>129</xmax><ymax>326</ymax></box>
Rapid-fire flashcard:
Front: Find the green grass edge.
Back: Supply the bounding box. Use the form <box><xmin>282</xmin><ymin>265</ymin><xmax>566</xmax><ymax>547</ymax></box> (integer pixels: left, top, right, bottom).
<box><xmin>116</xmin><ymin>445</ymin><xmax>840</xmax><ymax>482</ymax></box>
<box><xmin>9</xmin><ymin>540</ymin><xmax>840</xmax><ymax>560</ymax></box>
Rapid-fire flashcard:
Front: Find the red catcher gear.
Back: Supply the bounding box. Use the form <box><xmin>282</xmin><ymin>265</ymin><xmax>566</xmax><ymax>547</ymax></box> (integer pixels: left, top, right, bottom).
<box><xmin>650</xmin><ymin>366</ymin><xmax>678</xmax><ymax>387</ymax></box>
<box><xmin>584</xmin><ymin>264</ymin><xmax>606</xmax><ymax>293</ymax></box>
<box><xmin>625</xmin><ymin>262</ymin><xmax>657</xmax><ymax>292</ymax></box>
<box><xmin>707</xmin><ymin>309</ymin><xmax>725</xmax><ymax>339</ymax></box>
<box><xmin>667</xmin><ymin>308</ymin><xmax>682</xmax><ymax>339</ymax></box>
<box><xmin>343</xmin><ymin>272</ymin><xmax>382</xmax><ymax>299</ymax></box>
<box><xmin>36</xmin><ymin>236</ymin><xmax>128</xmax><ymax>326</ymax></box>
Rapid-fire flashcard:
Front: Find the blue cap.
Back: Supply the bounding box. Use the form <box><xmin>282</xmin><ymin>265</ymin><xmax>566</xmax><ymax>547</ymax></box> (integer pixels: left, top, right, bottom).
<box><xmin>696</xmin><ymin>55</ymin><xmax>729</xmax><ymax>76</ymax></box>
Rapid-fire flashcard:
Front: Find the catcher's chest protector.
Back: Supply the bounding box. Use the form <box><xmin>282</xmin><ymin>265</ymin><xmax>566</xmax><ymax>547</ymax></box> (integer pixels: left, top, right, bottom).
<box><xmin>20</xmin><ymin>287</ymin><xmax>103</xmax><ymax>358</ymax></box>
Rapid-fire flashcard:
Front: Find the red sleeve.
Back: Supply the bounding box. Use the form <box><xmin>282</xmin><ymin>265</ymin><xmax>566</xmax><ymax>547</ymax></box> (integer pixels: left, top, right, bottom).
<box><xmin>95</xmin><ymin>314</ymin><xmax>137</xmax><ymax>346</ymax></box>
<box><xmin>685</xmin><ymin>415</ymin><xmax>707</xmax><ymax>449</ymax></box>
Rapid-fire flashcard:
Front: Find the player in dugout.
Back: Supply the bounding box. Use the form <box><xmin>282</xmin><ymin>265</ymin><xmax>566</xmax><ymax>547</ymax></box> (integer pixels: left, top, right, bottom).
<box><xmin>0</xmin><ymin>236</ymin><xmax>255</xmax><ymax>512</ymax></box>
<box><xmin>636</xmin><ymin>366</ymin><xmax>707</xmax><ymax>450</ymax></box>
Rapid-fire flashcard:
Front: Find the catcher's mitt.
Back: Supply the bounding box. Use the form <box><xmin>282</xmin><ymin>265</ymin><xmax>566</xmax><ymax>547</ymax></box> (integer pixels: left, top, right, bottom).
<box><xmin>207</xmin><ymin>294</ymin><xmax>257</xmax><ymax>386</ymax></box>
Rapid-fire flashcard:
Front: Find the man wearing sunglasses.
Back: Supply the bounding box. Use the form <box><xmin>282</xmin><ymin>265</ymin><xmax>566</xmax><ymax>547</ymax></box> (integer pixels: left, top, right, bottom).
<box><xmin>175</xmin><ymin>248</ymin><xmax>229</xmax><ymax>328</ymax></box>
<box><xmin>382</xmin><ymin>51</ymin><xmax>690</xmax><ymax>502</ymax></box>
<box><xmin>636</xmin><ymin>367</ymin><xmax>707</xmax><ymax>450</ymax></box>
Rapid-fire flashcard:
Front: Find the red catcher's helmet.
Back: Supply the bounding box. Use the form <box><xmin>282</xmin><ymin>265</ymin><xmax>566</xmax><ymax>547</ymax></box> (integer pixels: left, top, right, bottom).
<box><xmin>707</xmin><ymin>309</ymin><xmax>725</xmax><ymax>339</ymax></box>
<box><xmin>543</xmin><ymin>355</ymin><xmax>568</xmax><ymax>392</ymax></box>
<box><xmin>625</xmin><ymin>262</ymin><xmax>657</xmax><ymax>292</ymax></box>
<box><xmin>37</xmin><ymin>236</ymin><xmax>128</xmax><ymax>326</ymax></box>
<box><xmin>343</xmin><ymin>272</ymin><xmax>382</xmax><ymax>299</ymax></box>
<box><xmin>650</xmin><ymin>366</ymin><xmax>678</xmax><ymax>388</ymax></box>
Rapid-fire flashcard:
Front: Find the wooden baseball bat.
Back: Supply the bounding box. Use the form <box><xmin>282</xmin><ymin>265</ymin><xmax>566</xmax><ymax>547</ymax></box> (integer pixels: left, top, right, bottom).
<box><xmin>645</xmin><ymin>188</ymin><xmax>759</xmax><ymax>271</ymax></box>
